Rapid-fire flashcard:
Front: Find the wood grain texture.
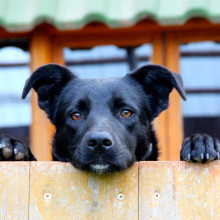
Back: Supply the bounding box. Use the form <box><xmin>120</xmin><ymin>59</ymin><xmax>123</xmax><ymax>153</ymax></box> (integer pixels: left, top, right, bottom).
<box><xmin>0</xmin><ymin>161</ymin><xmax>219</xmax><ymax>219</ymax></box>
<box><xmin>164</xmin><ymin>34</ymin><xmax>183</xmax><ymax>161</ymax></box>
<box><xmin>0</xmin><ymin>162</ymin><xmax>30</xmax><ymax>220</ymax></box>
<box><xmin>152</xmin><ymin>33</ymin><xmax>170</xmax><ymax>161</ymax></box>
<box><xmin>139</xmin><ymin>161</ymin><xmax>220</xmax><ymax>220</ymax></box>
<box><xmin>29</xmin><ymin>162</ymin><xmax>138</xmax><ymax>220</ymax></box>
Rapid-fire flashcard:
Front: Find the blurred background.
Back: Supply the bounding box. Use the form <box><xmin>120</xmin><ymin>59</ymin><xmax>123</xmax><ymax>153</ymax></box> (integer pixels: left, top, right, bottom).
<box><xmin>0</xmin><ymin>0</ymin><xmax>219</xmax><ymax>160</ymax></box>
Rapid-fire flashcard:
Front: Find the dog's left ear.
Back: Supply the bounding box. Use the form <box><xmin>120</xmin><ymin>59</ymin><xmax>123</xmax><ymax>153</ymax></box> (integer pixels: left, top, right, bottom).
<box><xmin>127</xmin><ymin>64</ymin><xmax>186</xmax><ymax>121</ymax></box>
<box><xmin>22</xmin><ymin>64</ymin><xmax>75</xmax><ymax>123</ymax></box>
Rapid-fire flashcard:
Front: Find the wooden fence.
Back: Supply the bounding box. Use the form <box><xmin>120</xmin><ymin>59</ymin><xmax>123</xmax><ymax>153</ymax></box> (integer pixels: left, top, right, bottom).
<box><xmin>0</xmin><ymin>161</ymin><xmax>219</xmax><ymax>220</ymax></box>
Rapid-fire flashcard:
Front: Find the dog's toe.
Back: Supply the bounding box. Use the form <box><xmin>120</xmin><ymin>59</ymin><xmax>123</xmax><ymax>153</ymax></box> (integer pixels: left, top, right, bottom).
<box><xmin>2</xmin><ymin>147</ymin><xmax>13</xmax><ymax>159</ymax></box>
<box><xmin>190</xmin><ymin>135</ymin><xmax>206</xmax><ymax>162</ymax></box>
<box><xmin>0</xmin><ymin>135</ymin><xmax>13</xmax><ymax>160</ymax></box>
<box><xmin>180</xmin><ymin>137</ymin><xmax>192</xmax><ymax>161</ymax></box>
<box><xmin>15</xmin><ymin>152</ymin><xmax>25</xmax><ymax>160</ymax></box>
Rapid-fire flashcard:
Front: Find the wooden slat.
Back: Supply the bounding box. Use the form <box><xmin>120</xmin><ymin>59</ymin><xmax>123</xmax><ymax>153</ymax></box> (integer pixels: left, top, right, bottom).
<box><xmin>29</xmin><ymin>162</ymin><xmax>138</xmax><ymax>220</ymax></box>
<box><xmin>0</xmin><ymin>162</ymin><xmax>30</xmax><ymax>220</ymax></box>
<box><xmin>30</xmin><ymin>28</ymin><xmax>53</xmax><ymax>161</ymax></box>
<box><xmin>139</xmin><ymin>161</ymin><xmax>220</xmax><ymax>220</ymax></box>
<box><xmin>0</xmin><ymin>161</ymin><xmax>219</xmax><ymax>219</ymax></box>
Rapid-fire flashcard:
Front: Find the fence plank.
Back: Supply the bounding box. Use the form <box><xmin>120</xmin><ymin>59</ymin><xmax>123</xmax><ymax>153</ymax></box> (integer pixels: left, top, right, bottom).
<box><xmin>0</xmin><ymin>161</ymin><xmax>219</xmax><ymax>219</ymax></box>
<box><xmin>0</xmin><ymin>162</ymin><xmax>30</xmax><ymax>220</ymax></box>
<box><xmin>29</xmin><ymin>162</ymin><xmax>138</xmax><ymax>220</ymax></box>
<box><xmin>139</xmin><ymin>161</ymin><xmax>220</xmax><ymax>220</ymax></box>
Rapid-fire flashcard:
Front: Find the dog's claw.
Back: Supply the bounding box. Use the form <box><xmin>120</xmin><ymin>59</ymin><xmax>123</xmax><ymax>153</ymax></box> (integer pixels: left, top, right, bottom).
<box><xmin>2</xmin><ymin>147</ymin><xmax>13</xmax><ymax>159</ymax></box>
<box><xmin>184</xmin><ymin>153</ymin><xmax>191</xmax><ymax>161</ymax></box>
<box><xmin>206</xmin><ymin>153</ymin><xmax>209</xmax><ymax>160</ymax></box>
<box><xmin>187</xmin><ymin>153</ymin><xmax>191</xmax><ymax>161</ymax></box>
<box><xmin>0</xmin><ymin>143</ymin><xmax>6</xmax><ymax>149</ymax></box>
<box><xmin>200</xmin><ymin>153</ymin><xmax>204</xmax><ymax>160</ymax></box>
<box><xmin>14</xmin><ymin>148</ymin><xmax>25</xmax><ymax>160</ymax></box>
<box><xmin>216</xmin><ymin>152</ymin><xmax>220</xmax><ymax>160</ymax></box>
<box><xmin>193</xmin><ymin>153</ymin><xmax>204</xmax><ymax>162</ymax></box>
<box><xmin>14</xmin><ymin>148</ymin><xmax>18</xmax><ymax>155</ymax></box>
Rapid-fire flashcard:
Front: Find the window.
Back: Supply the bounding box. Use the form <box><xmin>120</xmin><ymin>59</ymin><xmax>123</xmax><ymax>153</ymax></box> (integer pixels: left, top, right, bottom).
<box><xmin>180</xmin><ymin>41</ymin><xmax>220</xmax><ymax>139</ymax></box>
<box><xmin>64</xmin><ymin>44</ymin><xmax>152</xmax><ymax>78</ymax></box>
<box><xmin>0</xmin><ymin>46</ymin><xmax>31</xmax><ymax>144</ymax></box>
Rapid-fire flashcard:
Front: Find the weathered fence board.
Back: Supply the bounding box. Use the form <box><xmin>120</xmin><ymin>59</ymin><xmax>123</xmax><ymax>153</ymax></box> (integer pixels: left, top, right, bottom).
<box><xmin>0</xmin><ymin>162</ymin><xmax>30</xmax><ymax>220</ymax></box>
<box><xmin>139</xmin><ymin>161</ymin><xmax>220</xmax><ymax>220</ymax></box>
<box><xmin>29</xmin><ymin>162</ymin><xmax>138</xmax><ymax>220</ymax></box>
<box><xmin>0</xmin><ymin>161</ymin><xmax>219</xmax><ymax>220</ymax></box>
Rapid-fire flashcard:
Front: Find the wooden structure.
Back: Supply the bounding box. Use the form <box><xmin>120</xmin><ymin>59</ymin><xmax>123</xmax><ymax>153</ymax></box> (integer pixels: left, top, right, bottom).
<box><xmin>1</xmin><ymin>16</ymin><xmax>220</xmax><ymax>160</ymax></box>
<box><xmin>0</xmin><ymin>161</ymin><xmax>219</xmax><ymax>219</ymax></box>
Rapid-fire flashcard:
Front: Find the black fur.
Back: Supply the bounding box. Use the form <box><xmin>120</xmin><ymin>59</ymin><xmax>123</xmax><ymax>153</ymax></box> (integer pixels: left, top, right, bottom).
<box><xmin>0</xmin><ymin>64</ymin><xmax>219</xmax><ymax>173</ymax></box>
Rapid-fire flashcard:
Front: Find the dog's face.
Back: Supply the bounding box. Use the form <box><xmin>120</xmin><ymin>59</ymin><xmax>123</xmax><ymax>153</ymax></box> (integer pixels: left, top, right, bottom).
<box><xmin>52</xmin><ymin>77</ymin><xmax>152</xmax><ymax>173</ymax></box>
<box><xmin>22</xmin><ymin>64</ymin><xmax>186</xmax><ymax>173</ymax></box>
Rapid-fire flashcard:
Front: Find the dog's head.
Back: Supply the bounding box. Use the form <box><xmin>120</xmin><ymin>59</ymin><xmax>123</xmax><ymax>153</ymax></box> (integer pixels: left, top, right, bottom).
<box><xmin>22</xmin><ymin>64</ymin><xmax>186</xmax><ymax>173</ymax></box>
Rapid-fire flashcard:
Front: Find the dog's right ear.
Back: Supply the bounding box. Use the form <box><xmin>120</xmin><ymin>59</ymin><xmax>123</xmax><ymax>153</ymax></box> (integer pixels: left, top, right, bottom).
<box><xmin>22</xmin><ymin>64</ymin><xmax>76</xmax><ymax>123</ymax></box>
<box><xmin>126</xmin><ymin>64</ymin><xmax>186</xmax><ymax>121</ymax></box>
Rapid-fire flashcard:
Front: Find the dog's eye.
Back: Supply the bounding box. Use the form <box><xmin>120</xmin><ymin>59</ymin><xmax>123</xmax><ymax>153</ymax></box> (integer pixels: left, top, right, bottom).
<box><xmin>121</xmin><ymin>109</ymin><xmax>133</xmax><ymax>118</ymax></box>
<box><xmin>71</xmin><ymin>112</ymin><xmax>82</xmax><ymax>120</ymax></box>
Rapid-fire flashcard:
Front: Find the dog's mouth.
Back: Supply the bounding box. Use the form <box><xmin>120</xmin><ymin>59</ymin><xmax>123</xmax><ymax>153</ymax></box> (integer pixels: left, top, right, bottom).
<box><xmin>90</xmin><ymin>163</ymin><xmax>110</xmax><ymax>174</ymax></box>
<box><xmin>72</xmin><ymin>147</ymin><xmax>134</xmax><ymax>174</ymax></box>
<box><xmin>73</xmin><ymin>158</ymin><xmax>132</xmax><ymax>174</ymax></box>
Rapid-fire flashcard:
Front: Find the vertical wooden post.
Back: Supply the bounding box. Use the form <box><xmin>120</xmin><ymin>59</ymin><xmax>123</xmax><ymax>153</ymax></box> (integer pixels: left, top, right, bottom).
<box><xmin>30</xmin><ymin>27</ymin><xmax>53</xmax><ymax>161</ymax></box>
<box><xmin>52</xmin><ymin>39</ymin><xmax>64</xmax><ymax>65</ymax></box>
<box><xmin>152</xmin><ymin>34</ymin><xmax>169</xmax><ymax>161</ymax></box>
<box><xmin>164</xmin><ymin>33</ymin><xmax>183</xmax><ymax>160</ymax></box>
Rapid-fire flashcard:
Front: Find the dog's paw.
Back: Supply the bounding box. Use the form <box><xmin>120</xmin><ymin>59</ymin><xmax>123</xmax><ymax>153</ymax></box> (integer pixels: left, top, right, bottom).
<box><xmin>0</xmin><ymin>134</ymin><xmax>31</xmax><ymax>161</ymax></box>
<box><xmin>181</xmin><ymin>134</ymin><xmax>220</xmax><ymax>163</ymax></box>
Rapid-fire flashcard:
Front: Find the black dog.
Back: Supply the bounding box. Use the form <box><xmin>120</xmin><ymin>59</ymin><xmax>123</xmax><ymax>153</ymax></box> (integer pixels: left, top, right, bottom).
<box><xmin>0</xmin><ymin>64</ymin><xmax>219</xmax><ymax>173</ymax></box>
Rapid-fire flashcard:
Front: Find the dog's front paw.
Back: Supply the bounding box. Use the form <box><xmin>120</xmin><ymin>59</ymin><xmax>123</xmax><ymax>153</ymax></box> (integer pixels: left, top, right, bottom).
<box><xmin>0</xmin><ymin>134</ymin><xmax>33</xmax><ymax>161</ymax></box>
<box><xmin>181</xmin><ymin>134</ymin><xmax>220</xmax><ymax>163</ymax></box>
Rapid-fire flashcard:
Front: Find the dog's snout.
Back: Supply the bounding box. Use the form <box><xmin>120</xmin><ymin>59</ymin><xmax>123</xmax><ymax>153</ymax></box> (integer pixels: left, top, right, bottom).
<box><xmin>86</xmin><ymin>132</ymin><xmax>113</xmax><ymax>150</ymax></box>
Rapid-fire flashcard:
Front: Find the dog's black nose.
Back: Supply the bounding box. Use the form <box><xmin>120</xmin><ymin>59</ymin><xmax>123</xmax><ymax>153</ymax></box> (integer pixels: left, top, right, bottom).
<box><xmin>86</xmin><ymin>132</ymin><xmax>113</xmax><ymax>150</ymax></box>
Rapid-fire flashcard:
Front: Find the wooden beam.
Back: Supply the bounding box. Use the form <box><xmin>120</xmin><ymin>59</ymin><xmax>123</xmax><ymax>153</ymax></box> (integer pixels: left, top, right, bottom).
<box><xmin>164</xmin><ymin>34</ymin><xmax>183</xmax><ymax>160</ymax></box>
<box><xmin>30</xmin><ymin>28</ymin><xmax>53</xmax><ymax>161</ymax></box>
<box><xmin>51</xmin><ymin>39</ymin><xmax>64</xmax><ymax>65</ymax></box>
<box><xmin>53</xmin><ymin>22</ymin><xmax>159</xmax><ymax>49</ymax></box>
<box><xmin>152</xmin><ymin>34</ymin><xmax>170</xmax><ymax>161</ymax></box>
